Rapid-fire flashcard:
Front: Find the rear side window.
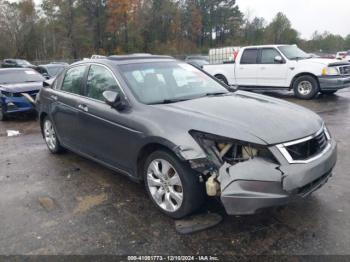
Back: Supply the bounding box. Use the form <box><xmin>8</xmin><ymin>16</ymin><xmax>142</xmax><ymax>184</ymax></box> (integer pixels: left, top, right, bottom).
<box><xmin>86</xmin><ymin>65</ymin><xmax>121</xmax><ymax>101</ymax></box>
<box><xmin>240</xmin><ymin>49</ymin><xmax>258</xmax><ymax>64</ymax></box>
<box><xmin>261</xmin><ymin>48</ymin><xmax>281</xmax><ymax>64</ymax></box>
<box><xmin>61</xmin><ymin>65</ymin><xmax>87</xmax><ymax>95</ymax></box>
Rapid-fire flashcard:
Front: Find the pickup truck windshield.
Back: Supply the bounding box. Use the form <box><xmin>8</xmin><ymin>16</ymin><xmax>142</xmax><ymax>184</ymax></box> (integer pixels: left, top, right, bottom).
<box><xmin>278</xmin><ymin>46</ymin><xmax>310</xmax><ymax>60</ymax></box>
<box><xmin>119</xmin><ymin>61</ymin><xmax>228</xmax><ymax>105</ymax></box>
<box><xmin>0</xmin><ymin>70</ymin><xmax>45</xmax><ymax>84</ymax></box>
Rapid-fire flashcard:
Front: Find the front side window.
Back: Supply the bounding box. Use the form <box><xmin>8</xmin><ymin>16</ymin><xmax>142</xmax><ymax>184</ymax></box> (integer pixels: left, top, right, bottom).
<box><xmin>61</xmin><ymin>65</ymin><xmax>87</xmax><ymax>95</ymax></box>
<box><xmin>240</xmin><ymin>49</ymin><xmax>258</xmax><ymax>64</ymax></box>
<box><xmin>119</xmin><ymin>61</ymin><xmax>228</xmax><ymax>105</ymax></box>
<box><xmin>261</xmin><ymin>48</ymin><xmax>282</xmax><ymax>64</ymax></box>
<box><xmin>86</xmin><ymin>65</ymin><xmax>121</xmax><ymax>101</ymax></box>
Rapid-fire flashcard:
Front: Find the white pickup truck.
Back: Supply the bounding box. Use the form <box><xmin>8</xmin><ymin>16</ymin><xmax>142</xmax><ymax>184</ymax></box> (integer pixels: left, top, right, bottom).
<box><xmin>203</xmin><ymin>45</ymin><xmax>350</xmax><ymax>99</ymax></box>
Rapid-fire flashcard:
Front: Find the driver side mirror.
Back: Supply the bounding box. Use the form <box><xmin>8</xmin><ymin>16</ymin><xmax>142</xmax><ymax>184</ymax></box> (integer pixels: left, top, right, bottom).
<box><xmin>274</xmin><ymin>55</ymin><xmax>284</xmax><ymax>64</ymax></box>
<box><xmin>103</xmin><ymin>90</ymin><xmax>127</xmax><ymax>111</ymax></box>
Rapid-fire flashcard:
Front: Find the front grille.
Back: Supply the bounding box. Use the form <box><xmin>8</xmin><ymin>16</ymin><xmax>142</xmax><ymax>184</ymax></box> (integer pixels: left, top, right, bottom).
<box><xmin>286</xmin><ymin>131</ymin><xmax>328</xmax><ymax>161</ymax></box>
<box><xmin>339</xmin><ymin>65</ymin><xmax>350</xmax><ymax>76</ymax></box>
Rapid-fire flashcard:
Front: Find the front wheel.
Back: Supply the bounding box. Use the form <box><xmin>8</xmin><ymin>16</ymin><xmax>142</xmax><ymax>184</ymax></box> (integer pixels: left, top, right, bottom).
<box><xmin>293</xmin><ymin>75</ymin><xmax>319</xmax><ymax>100</ymax></box>
<box><xmin>320</xmin><ymin>90</ymin><xmax>338</xmax><ymax>95</ymax></box>
<box><xmin>144</xmin><ymin>150</ymin><xmax>205</xmax><ymax>219</ymax></box>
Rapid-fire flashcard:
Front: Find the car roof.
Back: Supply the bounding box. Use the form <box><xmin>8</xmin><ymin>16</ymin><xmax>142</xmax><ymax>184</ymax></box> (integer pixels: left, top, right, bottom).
<box><xmin>39</xmin><ymin>64</ymin><xmax>66</xmax><ymax>68</ymax></box>
<box><xmin>0</xmin><ymin>68</ymin><xmax>35</xmax><ymax>72</ymax></box>
<box><xmin>71</xmin><ymin>54</ymin><xmax>177</xmax><ymax>67</ymax></box>
<box><xmin>243</xmin><ymin>44</ymin><xmax>291</xmax><ymax>49</ymax></box>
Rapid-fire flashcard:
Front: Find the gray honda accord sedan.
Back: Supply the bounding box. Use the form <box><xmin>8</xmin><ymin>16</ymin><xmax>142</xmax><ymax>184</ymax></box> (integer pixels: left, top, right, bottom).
<box><xmin>36</xmin><ymin>55</ymin><xmax>337</xmax><ymax>218</ymax></box>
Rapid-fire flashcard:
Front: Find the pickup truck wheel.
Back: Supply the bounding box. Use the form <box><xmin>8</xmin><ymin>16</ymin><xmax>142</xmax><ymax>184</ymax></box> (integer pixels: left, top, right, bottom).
<box><xmin>293</xmin><ymin>75</ymin><xmax>319</xmax><ymax>99</ymax></box>
<box><xmin>215</xmin><ymin>74</ymin><xmax>228</xmax><ymax>85</ymax></box>
<box><xmin>320</xmin><ymin>90</ymin><xmax>338</xmax><ymax>95</ymax></box>
<box><xmin>144</xmin><ymin>150</ymin><xmax>205</xmax><ymax>219</ymax></box>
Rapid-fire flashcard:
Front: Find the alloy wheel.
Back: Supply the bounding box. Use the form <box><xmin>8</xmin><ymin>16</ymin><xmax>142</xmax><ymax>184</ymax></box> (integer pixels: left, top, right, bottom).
<box><xmin>44</xmin><ymin>119</ymin><xmax>57</xmax><ymax>151</ymax></box>
<box><xmin>147</xmin><ymin>159</ymin><xmax>184</xmax><ymax>213</ymax></box>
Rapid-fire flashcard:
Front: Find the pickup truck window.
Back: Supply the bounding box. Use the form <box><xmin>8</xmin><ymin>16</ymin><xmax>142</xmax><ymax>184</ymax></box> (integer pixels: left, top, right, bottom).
<box><xmin>261</xmin><ymin>48</ymin><xmax>281</xmax><ymax>64</ymax></box>
<box><xmin>240</xmin><ymin>49</ymin><xmax>258</xmax><ymax>64</ymax></box>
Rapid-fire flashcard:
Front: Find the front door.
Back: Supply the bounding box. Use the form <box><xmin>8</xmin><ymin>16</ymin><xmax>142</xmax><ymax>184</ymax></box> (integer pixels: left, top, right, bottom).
<box><xmin>257</xmin><ymin>48</ymin><xmax>289</xmax><ymax>87</ymax></box>
<box><xmin>78</xmin><ymin>64</ymin><xmax>138</xmax><ymax>173</ymax></box>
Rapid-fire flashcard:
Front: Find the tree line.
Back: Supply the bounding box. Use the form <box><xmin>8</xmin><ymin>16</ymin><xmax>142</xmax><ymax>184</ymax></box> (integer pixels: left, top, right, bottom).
<box><xmin>0</xmin><ymin>0</ymin><xmax>349</xmax><ymax>61</ymax></box>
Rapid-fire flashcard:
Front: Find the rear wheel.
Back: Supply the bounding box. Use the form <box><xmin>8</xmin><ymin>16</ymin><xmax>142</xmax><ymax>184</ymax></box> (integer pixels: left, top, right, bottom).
<box><xmin>320</xmin><ymin>90</ymin><xmax>338</xmax><ymax>95</ymax></box>
<box><xmin>144</xmin><ymin>150</ymin><xmax>205</xmax><ymax>219</ymax></box>
<box><xmin>293</xmin><ymin>75</ymin><xmax>319</xmax><ymax>99</ymax></box>
<box><xmin>215</xmin><ymin>74</ymin><xmax>228</xmax><ymax>85</ymax></box>
<box><xmin>43</xmin><ymin>116</ymin><xmax>64</xmax><ymax>154</ymax></box>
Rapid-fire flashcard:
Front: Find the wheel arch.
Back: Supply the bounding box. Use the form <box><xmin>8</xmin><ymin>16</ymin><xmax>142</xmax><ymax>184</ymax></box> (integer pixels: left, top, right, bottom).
<box><xmin>39</xmin><ymin>112</ymin><xmax>48</xmax><ymax>137</ymax></box>
<box><xmin>136</xmin><ymin>142</ymin><xmax>180</xmax><ymax>180</ymax></box>
<box><xmin>290</xmin><ymin>72</ymin><xmax>320</xmax><ymax>89</ymax></box>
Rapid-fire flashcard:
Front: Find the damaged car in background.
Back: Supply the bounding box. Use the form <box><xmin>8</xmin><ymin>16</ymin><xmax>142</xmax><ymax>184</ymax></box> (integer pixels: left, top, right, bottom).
<box><xmin>36</xmin><ymin>55</ymin><xmax>337</xmax><ymax>218</ymax></box>
<box><xmin>0</xmin><ymin>68</ymin><xmax>45</xmax><ymax>121</ymax></box>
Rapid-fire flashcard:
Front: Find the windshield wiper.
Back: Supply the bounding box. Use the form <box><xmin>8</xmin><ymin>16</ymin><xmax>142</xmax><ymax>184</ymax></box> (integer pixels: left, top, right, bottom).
<box><xmin>25</xmin><ymin>81</ymin><xmax>39</xmax><ymax>83</ymax></box>
<box><xmin>149</xmin><ymin>98</ymin><xmax>192</xmax><ymax>105</ymax></box>
<box><xmin>203</xmin><ymin>92</ymin><xmax>228</xmax><ymax>97</ymax></box>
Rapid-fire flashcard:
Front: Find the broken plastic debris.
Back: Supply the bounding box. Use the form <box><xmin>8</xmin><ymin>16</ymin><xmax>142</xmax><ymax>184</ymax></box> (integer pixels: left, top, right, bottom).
<box><xmin>7</xmin><ymin>130</ymin><xmax>21</xmax><ymax>137</ymax></box>
<box><xmin>175</xmin><ymin>213</ymin><xmax>223</xmax><ymax>235</ymax></box>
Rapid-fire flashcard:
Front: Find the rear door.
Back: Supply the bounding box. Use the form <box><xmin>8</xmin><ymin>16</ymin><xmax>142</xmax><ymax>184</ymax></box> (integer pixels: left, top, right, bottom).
<box><xmin>257</xmin><ymin>48</ymin><xmax>289</xmax><ymax>87</ymax></box>
<box><xmin>235</xmin><ymin>48</ymin><xmax>259</xmax><ymax>86</ymax></box>
<box><xmin>77</xmin><ymin>64</ymin><xmax>137</xmax><ymax>172</ymax></box>
<box><xmin>50</xmin><ymin>65</ymin><xmax>88</xmax><ymax>151</ymax></box>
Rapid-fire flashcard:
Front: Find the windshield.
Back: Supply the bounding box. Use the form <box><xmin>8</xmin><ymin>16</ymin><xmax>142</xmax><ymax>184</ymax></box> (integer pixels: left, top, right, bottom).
<box><xmin>119</xmin><ymin>61</ymin><xmax>228</xmax><ymax>105</ymax></box>
<box><xmin>278</xmin><ymin>45</ymin><xmax>310</xmax><ymax>60</ymax></box>
<box><xmin>0</xmin><ymin>70</ymin><xmax>45</xmax><ymax>84</ymax></box>
<box><xmin>17</xmin><ymin>60</ymin><xmax>31</xmax><ymax>66</ymax></box>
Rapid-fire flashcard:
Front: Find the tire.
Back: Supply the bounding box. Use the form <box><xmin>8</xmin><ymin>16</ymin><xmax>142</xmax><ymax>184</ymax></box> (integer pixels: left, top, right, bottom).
<box><xmin>42</xmin><ymin>116</ymin><xmax>64</xmax><ymax>154</ymax></box>
<box><xmin>215</xmin><ymin>74</ymin><xmax>228</xmax><ymax>85</ymax></box>
<box><xmin>293</xmin><ymin>75</ymin><xmax>319</xmax><ymax>100</ymax></box>
<box><xmin>320</xmin><ymin>90</ymin><xmax>338</xmax><ymax>95</ymax></box>
<box><xmin>143</xmin><ymin>150</ymin><xmax>205</xmax><ymax>219</ymax></box>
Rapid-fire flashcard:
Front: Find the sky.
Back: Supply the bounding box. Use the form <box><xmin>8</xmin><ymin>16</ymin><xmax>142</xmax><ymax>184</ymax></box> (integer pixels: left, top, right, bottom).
<box><xmin>236</xmin><ymin>0</ymin><xmax>350</xmax><ymax>39</ymax></box>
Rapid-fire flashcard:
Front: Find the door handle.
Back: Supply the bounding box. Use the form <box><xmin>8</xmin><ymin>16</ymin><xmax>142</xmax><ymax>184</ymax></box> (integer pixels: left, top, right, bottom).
<box><xmin>78</xmin><ymin>104</ymin><xmax>89</xmax><ymax>112</ymax></box>
<box><xmin>261</xmin><ymin>67</ymin><xmax>266</xmax><ymax>70</ymax></box>
<box><xmin>50</xmin><ymin>95</ymin><xmax>58</xmax><ymax>101</ymax></box>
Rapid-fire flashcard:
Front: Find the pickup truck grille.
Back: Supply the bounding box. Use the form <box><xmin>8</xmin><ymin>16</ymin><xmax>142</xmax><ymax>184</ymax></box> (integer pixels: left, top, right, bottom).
<box><xmin>339</xmin><ymin>65</ymin><xmax>350</xmax><ymax>76</ymax></box>
<box><xmin>286</xmin><ymin>131</ymin><xmax>328</xmax><ymax>161</ymax></box>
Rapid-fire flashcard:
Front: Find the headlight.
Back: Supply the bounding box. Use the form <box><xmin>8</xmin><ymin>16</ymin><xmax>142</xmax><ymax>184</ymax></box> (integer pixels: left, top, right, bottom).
<box><xmin>190</xmin><ymin>131</ymin><xmax>276</xmax><ymax>168</ymax></box>
<box><xmin>322</xmin><ymin>67</ymin><xmax>339</xmax><ymax>76</ymax></box>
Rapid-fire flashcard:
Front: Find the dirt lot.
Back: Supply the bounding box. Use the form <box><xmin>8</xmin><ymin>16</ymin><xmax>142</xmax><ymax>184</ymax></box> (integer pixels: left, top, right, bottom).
<box><xmin>0</xmin><ymin>90</ymin><xmax>349</xmax><ymax>256</ymax></box>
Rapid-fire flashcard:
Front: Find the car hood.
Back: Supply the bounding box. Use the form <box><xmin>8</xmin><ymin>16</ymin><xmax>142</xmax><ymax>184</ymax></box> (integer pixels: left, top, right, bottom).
<box><xmin>299</xmin><ymin>58</ymin><xmax>347</xmax><ymax>66</ymax></box>
<box><xmin>158</xmin><ymin>91</ymin><xmax>323</xmax><ymax>145</ymax></box>
<box><xmin>0</xmin><ymin>82</ymin><xmax>43</xmax><ymax>93</ymax></box>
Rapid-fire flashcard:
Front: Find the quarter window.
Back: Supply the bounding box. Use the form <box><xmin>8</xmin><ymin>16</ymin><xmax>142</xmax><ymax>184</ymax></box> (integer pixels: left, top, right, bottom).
<box><xmin>240</xmin><ymin>49</ymin><xmax>258</xmax><ymax>64</ymax></box>
<box><xmin>86</xmin><ymin>65</ymin><xmax>121</xmax><ymax>101</ymax></box>
<box><xmin>261</xmin><ymin>48</ymin><xmax>282</xmax><ymax>64</ymax></box>
<box><xmin>61</xmin><ymin>66</ymin><xmax>87</xmax><ymax>94</ymax></box>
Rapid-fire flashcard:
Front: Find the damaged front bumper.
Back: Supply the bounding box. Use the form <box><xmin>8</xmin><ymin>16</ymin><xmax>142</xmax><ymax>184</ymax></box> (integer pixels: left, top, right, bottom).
<box><xmin>218</xmin><ymin>139</ymin><xmax>337</xmax><ymax>215</ymax></box>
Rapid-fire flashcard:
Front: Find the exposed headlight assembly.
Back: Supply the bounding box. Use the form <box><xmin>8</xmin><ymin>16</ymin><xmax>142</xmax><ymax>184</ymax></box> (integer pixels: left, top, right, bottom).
<box><xmin>190</xmin><ymin>131</ymin><xmax>276</xmax><ymax>168</ymax></box>
<box><xmin>322</xmin><ymin>67</ymin><xmax>339</xmax><ymax>76</ymax></box>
